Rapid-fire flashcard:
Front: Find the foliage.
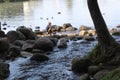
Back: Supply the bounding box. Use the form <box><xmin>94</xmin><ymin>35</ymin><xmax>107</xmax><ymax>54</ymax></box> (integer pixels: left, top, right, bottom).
<box><xmin>100</xmin><ymin>68</ymin><xmax>120</xmax><ymax>80</ymax></box>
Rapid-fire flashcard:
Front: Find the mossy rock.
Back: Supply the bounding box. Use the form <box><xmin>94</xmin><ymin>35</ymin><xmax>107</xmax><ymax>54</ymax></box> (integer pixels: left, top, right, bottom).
<box><xmin>86</xmin><ymin>44</ymin><xmax>115</xmax><ymax>64</ymax></box>
<box><xmin>71</xmin><ymin>58</ymin><xmax>91</xmax><ymax>73</ymax></box>
<box><xmin>100</xmin><ymin>67</ymin><xmax>120</xmax><ymax>80</ymax></box>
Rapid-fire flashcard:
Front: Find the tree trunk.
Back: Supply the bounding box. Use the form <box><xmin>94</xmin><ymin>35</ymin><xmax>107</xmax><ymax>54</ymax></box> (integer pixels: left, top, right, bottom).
<box><xmin>87</xmin><ymin>0</ymin><xmax>116</xmax><ymax>45</ymax></box>
<box><xmin>87</xmin><ymin>0</ymin><xmax>120</xmax><ymax>65</ymax></box>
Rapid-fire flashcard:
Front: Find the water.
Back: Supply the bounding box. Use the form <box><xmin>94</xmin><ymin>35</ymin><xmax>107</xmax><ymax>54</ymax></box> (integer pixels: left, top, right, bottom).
<box><xmin>6</xmin><ymin>40</ymin><xmax>96</xmax><ymax>80</ymax></box>
<box><xmin>0</xmin><ymin>0</ymin><xmax>120</xmax><ymax>32</ymax></box>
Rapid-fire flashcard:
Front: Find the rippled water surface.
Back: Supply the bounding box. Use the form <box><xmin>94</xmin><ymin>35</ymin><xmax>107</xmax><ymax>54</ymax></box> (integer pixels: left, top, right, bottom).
<box><xmin>6</xmin><ymin>40</ymin><xmax>96</xmax><ymax>80</ymax></box>
<box><xmin>0</xmin><ymin>0</ymin><xmax>120</xmax><ymax>32</ymax></box>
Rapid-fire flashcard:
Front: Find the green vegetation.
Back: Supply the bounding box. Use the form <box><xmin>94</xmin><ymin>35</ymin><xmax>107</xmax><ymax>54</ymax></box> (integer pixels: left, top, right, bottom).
<box><xmin>100</xmin><ymin>68</ymin><xmax>120</xmax><ymax>80</ymax></box>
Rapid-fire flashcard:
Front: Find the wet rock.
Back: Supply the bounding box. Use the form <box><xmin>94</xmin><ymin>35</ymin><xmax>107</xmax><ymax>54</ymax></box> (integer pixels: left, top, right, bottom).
<box><xmin>21</xmin><ymin>51</ymin><xmax>33</xmax><ymax>57</ymax></box>
<box><xmin>116</xmin><ymin>24</ymin><xmax>120</xmax><ymax>28</ymax></box>
<box><xmin>62</xmin><ymin>23</ymin><xmax>72</xmax><ymax>29</ymax></box>
<box><xmin>71</xmin><ymin>58</ymin><xmax>91</xmax><ymax>73</ymax></box>
<box><xmin>13</xmin><ymin>40</ymin><xmax>26</xmax><ymax>48</ymax></box>
<box><xmin>110</xmin><ymin>28</ymin><xmax>120</xmax><ymax>36</ymax></box>
<box><xmin>57</xmin><ymin>38</ymin><xmax>67</xmax><ymax>48</ymax></box>
<box><xmin>88</xmin><ymin>66</ymin><xmax>102</xmax><ymax>75</ymax></box>
<box><xmin>32</xmin><ymin>49</ymin><xmax>44</xmax><ymax>53</ymax></box>
<box><xmin>16</xmin><ymin>26</ymin><xmax>36</xmax><ymax>40</ymax></box>
<box><xmin>79</xmin><ymin>25</ymin><xmax>91</xmax><ymax>31</ymax></box>
<box><xmin>79</xmin><ymin>30</ymin><xmax>88</xmax><ymax>36</ymax></box>
<box><xmin>26</xmin><ymin>40</ymin><xmax>35</xmax><ymax>44</ymax></box>
<box><xmin>87</xmin><ymin>29</ymin><xmax>96</xmax><ymax>36</ymax></box>
<box><xmin>22</xmin><ymin>43</ymin><xmax>33</xmax><ymax>52</ymax></box>
<box><xmin>94</xmin><ymin>70</ymin><xmax>109</xmax><ymax>80</ymax></box>
<box><xmin>30</xmin><ymin>53</ymin><xmax>49</xmax><ymax>62</ymax></box>
<box><xmin>79</xmin><ymin>74</ymin><xmax>90</xmax><ymax>80</ymax></box>
<box><xmin>0</xmin><ymin>62</ymin><xmax>10</xmax><ymax>79</ymax></box>
<box><xmin>49</xmin><ymin>37</ymin><xmax>58</xmax><ymax>46</ymax></box>
<box><xmin>83</xmin><ymin>36</ymin><xmax>95</xmax><ymax>41</ymax></box>
<box><xmin>33</xmin><ymin>37</ymin><xmax>54</xmax><ymax>52</ymax></box>
<box><xmin>7</xmin><ymin>30</ymin><xmax>26</xmax><ymax>43</ymax></box>
<box><xmin>65</xmin><ymin>27</ymin><xmax>74</xmax><ymax>31</ymax></box>
<box><xmin>0</xmin><ymin>38</ymin><xmax>9</xmax><ymax>59</ymax></box>
<box><xmin>7</xmin><ymin>46</ymin><xmax>21</xmax><ymax>60</ymax></box>
<box><xmin>0</xmin><ymin>30</ymin><xmax>6</xmax><ymax>38</ymax></box>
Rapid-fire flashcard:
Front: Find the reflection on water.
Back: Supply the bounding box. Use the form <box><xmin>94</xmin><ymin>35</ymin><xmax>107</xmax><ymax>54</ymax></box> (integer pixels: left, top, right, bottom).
<box><xmin>0</xmin><ymin>0</ymin><xmax>120</xmax><ymax>32</ymax></box>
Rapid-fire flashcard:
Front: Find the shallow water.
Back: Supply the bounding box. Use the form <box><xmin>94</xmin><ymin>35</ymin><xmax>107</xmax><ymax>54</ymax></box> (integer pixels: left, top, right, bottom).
<box><xmin>6</xmin><ymin>40</ymin><xmax>96</xmax><ymax>80</ymax></box>
<box><xmin>0</xmin><ymin>0</ymin><xmax>120</xmax><ymax>33</ymax></box>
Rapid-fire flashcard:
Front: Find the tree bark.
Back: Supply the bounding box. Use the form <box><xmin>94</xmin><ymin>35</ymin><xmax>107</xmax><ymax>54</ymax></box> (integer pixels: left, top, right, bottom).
<box><xmin>87</xmin><ymin>0</ymin><xmax>116</xmax><ymax>45</ymax></box>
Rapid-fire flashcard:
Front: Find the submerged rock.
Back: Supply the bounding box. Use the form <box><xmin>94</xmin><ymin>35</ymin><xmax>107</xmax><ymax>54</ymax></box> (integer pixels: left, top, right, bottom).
<box><xmin>30</xmin><ymin>53</ymin><xmax>49</xmax><ymax>62</ymax></box>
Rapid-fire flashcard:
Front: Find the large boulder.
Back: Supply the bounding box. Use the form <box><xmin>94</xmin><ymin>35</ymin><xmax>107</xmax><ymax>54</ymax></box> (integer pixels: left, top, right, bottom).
<box><xmin>0</xmin><ymin>62</ymin><xmax>10</xmax><ymax>79</ymax></box>
<box><xmin>33</xmin><ymin>37</ymin><xmax>54</xmax><ymax>52</ymax></box>
<box><xmin>30</xmin><ymin>53</ymin><xmax>49</xmax><ymax>62</ymax></box>
<box><xmin>71</xmin><ymin>58</ymin><xmax>91</xmax><ymax>73</ymax></box>
<box><xmin>16</xmin><ymin>26</ymin><xmax>36</xmax><ymax>40</ymax></box>
<box><xmin>0</xmin><ymin>38</ymin><xmax>9</xmax><ymax>58</ymax></box>
<box><xmin>7</xmin><ymin>30</ymin><xmax>26</xmax><ymax>43</ymax></box>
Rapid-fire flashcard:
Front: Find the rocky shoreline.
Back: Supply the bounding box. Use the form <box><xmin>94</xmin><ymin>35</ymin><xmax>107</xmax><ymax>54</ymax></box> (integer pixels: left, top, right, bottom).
<box><xmin>0</xmin><ymin>23</ymin><xmax>120</xmax><ymax>79</ymax></box>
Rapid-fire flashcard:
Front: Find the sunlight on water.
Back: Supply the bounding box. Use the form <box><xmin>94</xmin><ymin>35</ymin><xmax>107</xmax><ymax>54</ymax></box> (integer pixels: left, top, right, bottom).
<box><xmin>0</xmin><ymin>0</ymin><xmax>120</xmax><ymax>32</ymax></box>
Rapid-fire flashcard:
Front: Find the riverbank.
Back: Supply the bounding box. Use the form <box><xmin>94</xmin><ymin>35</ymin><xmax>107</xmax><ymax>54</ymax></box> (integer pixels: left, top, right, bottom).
<box><xmin>0</xmin><ymin>24</ymin><xmax>120</xmax><ymax>80</ymax></box>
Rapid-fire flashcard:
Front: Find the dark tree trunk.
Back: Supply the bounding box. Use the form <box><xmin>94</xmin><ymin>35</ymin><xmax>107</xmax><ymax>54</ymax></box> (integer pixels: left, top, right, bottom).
<box><xmin>0</xmin><ymin>22</ymin><xmax>1</xmax><ymax>31</ymax></box>
<box><xmin>87</xmin><ymin>0</ymin><xmax>120</xmax><ymax>65</ymax></box>
<box><xmin>87</xmin><ymin>0</ymin><xmax>116</xmax><ymax>45</ymax></box>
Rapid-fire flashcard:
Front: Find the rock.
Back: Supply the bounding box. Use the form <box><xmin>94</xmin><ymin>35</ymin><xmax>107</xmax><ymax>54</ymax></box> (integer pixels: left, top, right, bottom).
<box><xmin>79</xmin><ymin>30</ymin><xmax>88</xmax><ymax>36</ymax></box>
<box><xmin>0</xmin><ymin>30</ymin><xmax>5</xmax><ymax>38</ymax></box>
<box><xmin>79</xmin><ymin>25</ymin><xmax>91</xmax><ymax>31</ymax></box>
<box><xmin>94</xmin><ymin>70</ymin><xmax>109</xmax><ymax>80</ymax></box>
<box><xmin>32</xmin><ymin>49</ymin><xmax>44</xmax><ymax>53</ymax></box>
<box><xmin>21</xmin><ymin>51</ymin><xmax>33</xmax><ymax>57</ymax></box>
<box><xmin>16</xmin><ymin>26</ymin><xmax>36</xmax><ymax>40</ymax></box>
<box><xmin>7</xmin><ymin>30</ymin><xmax>26</xmax><ymax>43</ymax></box>
<box><xmin>57</xmin><ymin>38</ymin><xmax>67</xmax><ymax>48</ymax></box>
<box><xmin>30</xmin><ymin>53</ymin><xmax>49</xmax><ymax>62</ymax></box>
<box><xmin>0</xmin><ymin>62</ymin><xmax>10</xmax><ymax>79</ymax></box>
<box><xmin>79</xmin><ymin>74</ymin><xmax>90</xmax><ymax>80</ymax></box>
<box><xmin>7</xmin><ymin>46</ymin><xmax>21</xmax><ymax>60</ymax></box>
<box><xmin>49</xmin><ymin>37</ymin><xmax>58</xmax><ymax>46</ymax></box>
<box><xmin>0</xmin><ymin>38</ymin><xmax>9</xmax><ymax>59</ymax></box>
<box><xmin>87</xmin><ymin>29</ymin><xmax>96</xmax><ymax>36</ymax></box>
<box><xmin>116</xmin><ymin>24</ymin><xmax>120</xmax><ymax>28</ymax></box>
<box><xmin>88</xmin><ymin>66</ymin><xmax>102</xmax><ymax>75</ymax></box>
<box><xmin>110</xmin><ymin>28</ymin><xmax>120</xmax><ymax>36</ymax></box>
<box><xmin>71</xmin><ymin>58</ymin><xmax>91</xmax><ymax>73</ymax></box>
<box><xmin>33</xmin><ymin>37</ymin><xmax>54</xmax><ymax>52</ymax></box>
<box><xmin>22</xmin><ymin>43</ymin><xmax>33</xmax><ymax>52</ymax></box>
<box><xmin>13</xmin><ymin>40</ymin><xmax>26</xmax><ymax>48</ymax></box>
<box><xmin>65</xmin><ymin>27</ymin><xmax>74</xmax><ymax>31</ymax></box>
<box><xmin>62</xmin><ymin>23</ymin><xmax>72</xmax><ymax>29</ymax></box>
<box><xmin>83</xmin><ymin>36</ymin><xmax>95</xmax><ymax>41</ymax></box>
